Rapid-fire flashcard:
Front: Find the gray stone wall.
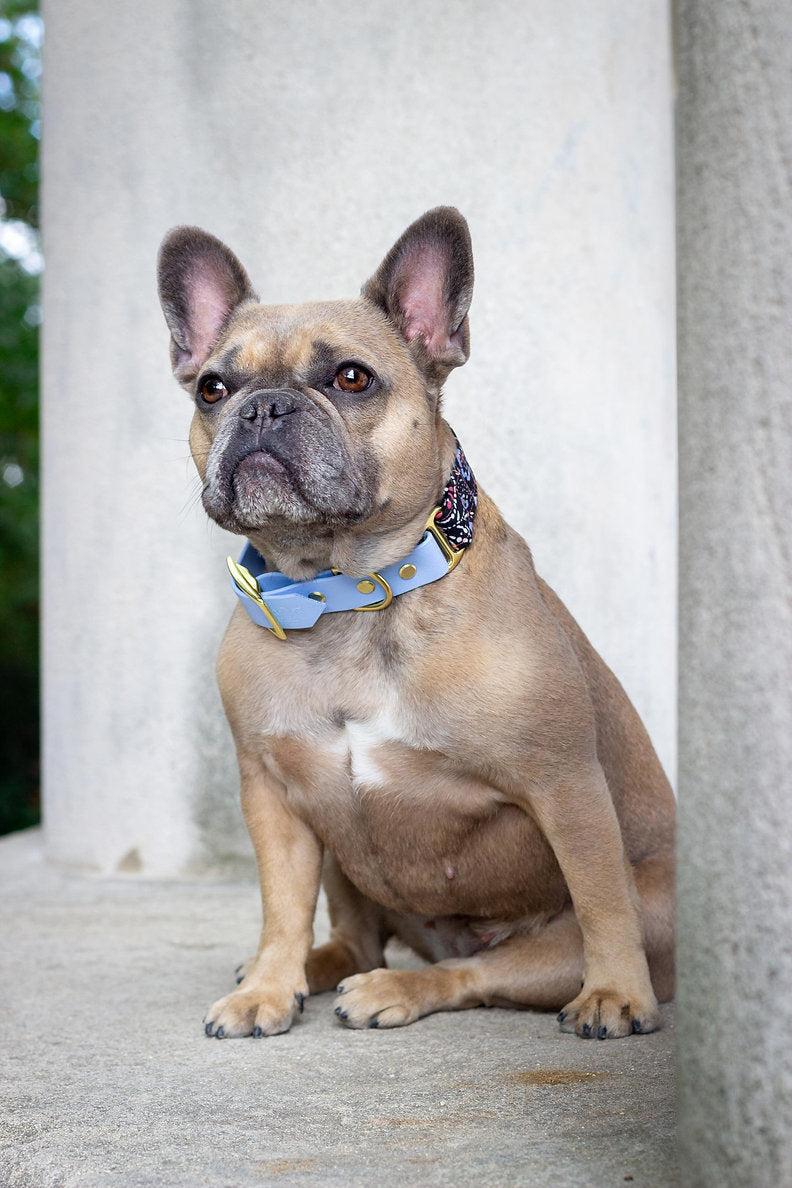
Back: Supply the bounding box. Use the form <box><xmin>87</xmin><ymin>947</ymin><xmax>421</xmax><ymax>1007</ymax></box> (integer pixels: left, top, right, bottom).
<box><xmin>676</xmin><ymin>1</ymin><xmax>792</xmax><ymax>1181</ymax></box>
<box><xmin>41</xmin><ymin>1</ymin><xmax>676</xmax><ymax>875</ymax></box>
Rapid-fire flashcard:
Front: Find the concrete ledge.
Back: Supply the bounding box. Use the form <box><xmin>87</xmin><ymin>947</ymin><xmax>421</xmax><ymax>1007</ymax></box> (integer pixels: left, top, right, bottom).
<box><xmin>0</xmin><ymin>829</ymin><xmax>677</xmax><ymax>1186</ymax></box>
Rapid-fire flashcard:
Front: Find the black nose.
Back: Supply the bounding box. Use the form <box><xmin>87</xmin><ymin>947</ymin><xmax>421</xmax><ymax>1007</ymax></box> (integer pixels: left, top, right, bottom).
<box><xmin>238</xmin><ymin>390</ymin><xmax>298</xmax><ymax>423</ymax></box>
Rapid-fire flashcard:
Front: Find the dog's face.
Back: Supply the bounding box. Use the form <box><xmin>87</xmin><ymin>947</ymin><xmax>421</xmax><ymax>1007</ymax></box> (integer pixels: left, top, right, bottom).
<box><xmin>158</xmin><ymin>209</ymin><xmax>474</xmax><ymax>578</ymax></box>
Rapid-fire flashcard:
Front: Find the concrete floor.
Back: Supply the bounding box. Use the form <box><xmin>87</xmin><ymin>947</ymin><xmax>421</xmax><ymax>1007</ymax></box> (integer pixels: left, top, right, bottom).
<box><xmin>0</xmin><ymin>829</ymin><xmax>677</xmax><ymax>1186</ymax></box>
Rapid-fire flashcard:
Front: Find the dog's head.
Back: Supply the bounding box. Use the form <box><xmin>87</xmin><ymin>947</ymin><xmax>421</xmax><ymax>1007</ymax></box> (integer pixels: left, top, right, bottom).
<box><xmin>158</xmin><ymin>208</ymin><xmax>473</xmax><ymax>578</ymax></box>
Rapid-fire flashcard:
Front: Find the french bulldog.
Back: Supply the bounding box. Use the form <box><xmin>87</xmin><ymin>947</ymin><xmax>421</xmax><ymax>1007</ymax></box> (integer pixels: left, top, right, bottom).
<box><xmin>157</xmin><ymin>207</ymin><xmax>675</xmax><ymax>1040</ymax></box>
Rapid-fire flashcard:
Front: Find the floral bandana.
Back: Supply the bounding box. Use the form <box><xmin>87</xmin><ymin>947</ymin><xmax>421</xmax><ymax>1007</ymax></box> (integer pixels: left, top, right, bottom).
<box><xmin>433</xmin><ymin>435</ymin><xmax>478</xmax><ymax>551</ymax></box>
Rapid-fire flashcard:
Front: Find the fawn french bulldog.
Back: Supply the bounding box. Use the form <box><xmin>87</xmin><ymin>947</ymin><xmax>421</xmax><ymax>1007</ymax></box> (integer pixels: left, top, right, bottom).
<box><xmin>157</xmin><ymin>207</ymin><xmax>675</xmax><ymax>1040</ymax></box>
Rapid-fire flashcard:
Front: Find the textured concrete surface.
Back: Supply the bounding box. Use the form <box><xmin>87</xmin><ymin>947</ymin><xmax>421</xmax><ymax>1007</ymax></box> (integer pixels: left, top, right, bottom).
<box><xmin>41</xmin><ymin>0</ymin><xmax>676</xmax><ymax>878</ymax></box>
<box><xmin>676</xmin><ymin>1</ymin><xmax>792</xmax><ymax>1184</ymax></box>
<box><xmin>0</xmin><ymin>829</ymin><xmax>677</xmax><ymax>1186</ymax></box>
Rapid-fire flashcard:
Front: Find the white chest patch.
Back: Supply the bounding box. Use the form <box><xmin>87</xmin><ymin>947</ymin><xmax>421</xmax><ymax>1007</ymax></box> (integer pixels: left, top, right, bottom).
<box><xmin>328</xmin><ymin>710</ymin><xmax>405</xmax><ymax>791</ymax></box>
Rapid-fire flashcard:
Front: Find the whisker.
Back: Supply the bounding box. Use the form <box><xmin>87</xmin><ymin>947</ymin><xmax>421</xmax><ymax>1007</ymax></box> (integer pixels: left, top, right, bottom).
<box><xmin>175</xmin><ymin>479</ymin><xmax>206</xmax><ymax>525</ymax></box>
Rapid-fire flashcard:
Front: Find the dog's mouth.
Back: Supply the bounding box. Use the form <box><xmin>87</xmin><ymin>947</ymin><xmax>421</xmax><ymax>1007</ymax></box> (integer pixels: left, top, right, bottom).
<box><xmin>222</xmin><ymin>443</ymin><xmax>317</xmax><ymax>528</ymax></box>
<box><xmin>230</xmin><ymin>446</ymin><xmax>307</xmax><ymax>512</ymax></box>
<box><xmin>235</xmin><ymin>448</ymin><xmax>291</xmax><ymax>483</ymax></box>
<box><xmin>203</xmin><ymin>429</ymin><xmax>374</xmax><ymax>535</ymax></box>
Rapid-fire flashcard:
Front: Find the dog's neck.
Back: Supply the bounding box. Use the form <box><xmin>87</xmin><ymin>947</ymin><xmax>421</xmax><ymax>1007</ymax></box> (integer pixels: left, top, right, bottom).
<box><xmin>228</xmin><ymin>434</ymin><xmax>478</xmax><ymax>638</ymax></box>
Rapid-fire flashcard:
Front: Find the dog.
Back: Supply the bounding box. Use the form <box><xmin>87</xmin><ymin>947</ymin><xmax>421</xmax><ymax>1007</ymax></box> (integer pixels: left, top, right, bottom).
<box><xmin>157</xmin><ymin>207</ymin><xmax>675</xmax><ymax>1041</ymax></box>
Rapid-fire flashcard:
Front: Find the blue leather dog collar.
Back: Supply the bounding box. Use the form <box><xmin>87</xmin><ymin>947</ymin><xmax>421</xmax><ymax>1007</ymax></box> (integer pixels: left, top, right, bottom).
<box><xmin>227</xmin><ymin>437</ymin><xmax>477</xmax><ymax>639</ymax></box>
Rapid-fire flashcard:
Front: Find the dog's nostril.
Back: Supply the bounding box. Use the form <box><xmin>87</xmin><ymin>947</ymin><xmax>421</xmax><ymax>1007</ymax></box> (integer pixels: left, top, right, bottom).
<box><xmin>238</xmin><ymin>393</ymin><xmax>296</xmax><ymax>423</ymax></box>
<box><xmin>268</xmin><ymin>397</ymin><xmax>295</xmax><ymax>419</ymax></box>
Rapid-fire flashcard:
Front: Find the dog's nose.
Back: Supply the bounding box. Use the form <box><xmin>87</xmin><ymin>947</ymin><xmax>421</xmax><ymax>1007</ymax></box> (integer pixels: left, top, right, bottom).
<box><xmin>238</xmin><ymin>390</ymin><xmax>297</xmax><ymax>423</ymax></box>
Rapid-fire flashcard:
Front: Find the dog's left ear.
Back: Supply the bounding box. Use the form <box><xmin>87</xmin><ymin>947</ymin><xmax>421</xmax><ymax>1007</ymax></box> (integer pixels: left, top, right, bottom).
<box><xmin>362</xmin><ymin>207</ymin><xmax>474</xmax><ymax>386</ymax></box>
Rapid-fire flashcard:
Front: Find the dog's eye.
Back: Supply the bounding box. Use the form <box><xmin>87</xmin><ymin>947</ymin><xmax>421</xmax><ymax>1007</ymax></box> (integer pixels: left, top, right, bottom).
<box><xmin>333</xmin><ymin>364</ymin><xmax>373</xmax><ymax>394</ymax></box>
<box><xmin>199</xmin><ymin>376</ymin><xmax>228</xmax><ymax>405</ymax></box>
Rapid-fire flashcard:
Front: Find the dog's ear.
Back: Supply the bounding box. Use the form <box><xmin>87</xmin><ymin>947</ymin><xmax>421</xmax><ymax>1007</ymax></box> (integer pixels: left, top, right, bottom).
<box><xmin>362</xmin><ymin>207</ymin><xmax>474</xmax><ymax>386</ymax></box>
<box><xmin>157</xmin><ymin>227</ymin><xmax>257</xmax><ymax>387</ymax></box>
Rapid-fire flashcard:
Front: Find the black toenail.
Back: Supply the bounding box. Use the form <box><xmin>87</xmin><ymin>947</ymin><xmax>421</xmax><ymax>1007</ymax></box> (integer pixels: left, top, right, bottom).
<box><xmin>597</xmin><ymin>1025</ymin><xmax>607</xmax><ymax>1039</ymax></box>
<box><xmin>582</xmin><ymin>1023</ymin><xmax>592</xmax><ymax>1037</ymax></box>
<box><xmin>205</xmin><ymin>1022</ymin><xmax>214</xmax><ymax>1036</ymax></box>
<box><xmin>632</xmin><ymin>1019</ymin><xmax>643</xmax><ymax>1033</ymax></box>
<box><xmin>369</xmin><ymin>1019</ymin><xmax>379</xmax><ymax>1029</ymax></box>
<box><xmin>216</xmin><ymin>1027</ymin><xmax>225</xmax><ymax>1039</ymax></box>
<box><xmin>557</xmin><ymin>1011</ymin><xmax>567</xmax><ymax>1023</ymax></box>
<box><xmin>334</xmin><ymin>1006</ymin><xmax>342</xmax><ymax>1016</ymax></box>
<box><xmin>253</xmin><ymin>1026</ymin><xmax>262</xmax><ymax>1038</ymax></box>
<box><xmin>337</xmin><ymin>984</ymin><xmax>345</xmax><ymax>994</ymax></box>
<box><xmin>296</xmin><ymin>993</ymin><xmax>304</xmax><ymax>1013</ymax></box>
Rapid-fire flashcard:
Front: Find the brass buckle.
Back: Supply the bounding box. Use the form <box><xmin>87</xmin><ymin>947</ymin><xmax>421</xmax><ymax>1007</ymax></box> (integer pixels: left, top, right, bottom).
<box><xmin>226</xmin><ymin>557</ymin><xmax>287</xmax><ymax>640</ymax></box>
<box><xmin>354</xmin><ymin>571</ymin><xmax>393</xmax><ymax>612</ymax></box>
<box><xmin>425</xmin><ymin>507</ymin><xmax>466</xmax><ymax>572</ymax></box>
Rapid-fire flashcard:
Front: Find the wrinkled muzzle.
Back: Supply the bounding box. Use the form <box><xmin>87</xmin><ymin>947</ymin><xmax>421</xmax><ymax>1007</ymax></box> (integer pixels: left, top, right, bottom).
<box><xmin>202</xmin><ymin>388</ymin><xmax>373</xmax><ymax>532</ymax></box>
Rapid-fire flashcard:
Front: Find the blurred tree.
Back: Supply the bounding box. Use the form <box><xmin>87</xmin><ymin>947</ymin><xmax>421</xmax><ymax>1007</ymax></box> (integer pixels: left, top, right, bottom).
<box><xmin>0</xmin><ymin>0</ymin><xmax>41</xmax><ymax>833</ymax></box>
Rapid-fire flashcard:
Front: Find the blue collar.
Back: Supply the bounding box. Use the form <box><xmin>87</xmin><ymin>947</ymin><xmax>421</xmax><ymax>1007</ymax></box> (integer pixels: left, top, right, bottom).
<box><xmin>227</xmin><ymin>437</ymin><xmax>477</xmax><ymax>639</ymax></box>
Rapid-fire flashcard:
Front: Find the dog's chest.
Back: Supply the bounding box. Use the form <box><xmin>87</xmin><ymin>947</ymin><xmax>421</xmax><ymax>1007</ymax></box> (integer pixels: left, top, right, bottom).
<box><xmin>269</xmin><ymin>696</ymin><xmax>561</xmax><ymax>919</ymax></box>
<box><xmin>275</xmin><ymin>695</ymin><xmax>422</xmax><ymax>802</ymax></box>
<box><xmin>251</xmin><ymin>633</ymin><xmax>565</xmax><ymax>918</ymax></box>
<box><xmin>327</xmin><ymin>710</ymin><xmax>405</xmax><ymax>790</ymax></box>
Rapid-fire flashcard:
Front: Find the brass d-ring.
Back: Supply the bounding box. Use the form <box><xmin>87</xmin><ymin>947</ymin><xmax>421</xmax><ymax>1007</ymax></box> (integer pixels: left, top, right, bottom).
<box><xmin>425</xmin><ymin>507</ymin><xmax>466</xmax><ymax>572</ymax></box>
<box><xmin>354</xmin><ymin>571</ymin><xmax>393</xmax><ymax>611</ymax></box>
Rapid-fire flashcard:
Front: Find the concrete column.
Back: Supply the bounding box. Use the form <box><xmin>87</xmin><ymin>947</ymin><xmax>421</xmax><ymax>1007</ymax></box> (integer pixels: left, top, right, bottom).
<box><xmin>41</xmin><ymin>0</ymin><xmax>676</xmax><ymax>875</ymax></box>
<box><xmin>677</xmin><ymin>1</ymin><xmax>792</xmax><ymax>1182</ymax></box>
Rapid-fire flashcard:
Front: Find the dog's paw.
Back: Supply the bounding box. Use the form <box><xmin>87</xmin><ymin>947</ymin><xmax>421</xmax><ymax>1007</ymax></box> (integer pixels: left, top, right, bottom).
<box><xmin>333</xmin><ymin>969</ymin><xmax>426</xmax><ymax>1029</ymax></box>
<box><xmin>204</xmin><ymin>983</ymin><xmax>306</xmax><ymax>1039</ymax></box>
<box><xmin>557</xmin><ymin>986</ymin><xmax>660</xmax><ymax>1039</ymax></box>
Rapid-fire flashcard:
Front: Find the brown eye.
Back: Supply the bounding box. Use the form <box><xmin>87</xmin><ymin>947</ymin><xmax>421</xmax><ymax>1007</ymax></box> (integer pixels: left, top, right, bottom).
<box><xmin>199</xmin><ymin>376</ymin><xmax>227</xmax><ymax>404</ymax></box>
<box><xmin>333</xmin><ymin>364</ymin><xmax>373</xmax><ymax>394</ymax></box>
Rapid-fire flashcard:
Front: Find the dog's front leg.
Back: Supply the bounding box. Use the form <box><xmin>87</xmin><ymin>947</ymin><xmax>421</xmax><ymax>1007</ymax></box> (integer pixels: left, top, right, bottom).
<box><xmin>204</xmin><ymin>755</ymin><xmax>322</xmax><ymax>1038</ymax></box>
<box><xmin>528</xmin><ymin>767</ymin><xmax>660</xmax><ymax>1037</ymax></box>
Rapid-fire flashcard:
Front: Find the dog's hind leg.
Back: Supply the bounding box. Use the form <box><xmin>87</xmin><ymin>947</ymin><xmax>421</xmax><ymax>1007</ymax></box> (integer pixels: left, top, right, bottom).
<box><xmin>333</xmin><ymin>850</ymin><xmax>675</xmax><ymax>1037</ymax></box>
<box><xmin>305</xmin><ymin>853</ymin><xmax>387</xmax><ymax>993</ymax></box>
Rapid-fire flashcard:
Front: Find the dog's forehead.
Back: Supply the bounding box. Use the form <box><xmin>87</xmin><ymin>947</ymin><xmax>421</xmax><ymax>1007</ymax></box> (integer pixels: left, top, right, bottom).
<box><xmin>218</xmin><ymin>298</ymin><xmax>404</xmax><ymax>376</ymax></box>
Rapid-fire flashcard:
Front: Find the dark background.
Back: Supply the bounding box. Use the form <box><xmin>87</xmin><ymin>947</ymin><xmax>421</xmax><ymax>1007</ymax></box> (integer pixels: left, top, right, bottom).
<box><xmin>0</xmin><ymin>0</ymin><xmax>40</xmax><ymax>833</ymax></box>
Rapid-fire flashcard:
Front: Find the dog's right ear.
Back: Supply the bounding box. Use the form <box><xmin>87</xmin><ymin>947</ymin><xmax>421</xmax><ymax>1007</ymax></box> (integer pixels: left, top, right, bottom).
<box><xmin>157</xmin><ymin>227</ymin><xmax>257</xmax><ymax>388</ymax></box>
<box><xmin>362</xmin><ymin>207</ymin><xmax>474</xmax><ymax>389</ymax></box>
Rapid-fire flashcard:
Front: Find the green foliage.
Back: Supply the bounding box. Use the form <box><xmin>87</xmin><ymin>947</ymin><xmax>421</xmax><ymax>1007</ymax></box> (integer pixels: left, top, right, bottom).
<box><xmin>0</xmin><ymin>0</ymin><xmax>40</xmax><ymax>834</ymax></box>
<box><xmin>0</xmin><ymin>1</ymin><xmax>39</xmax><ymax>228</ymax></box>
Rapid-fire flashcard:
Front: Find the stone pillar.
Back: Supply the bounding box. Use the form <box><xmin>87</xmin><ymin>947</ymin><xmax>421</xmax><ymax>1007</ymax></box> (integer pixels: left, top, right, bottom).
<box><xmin>676</xmin><ymin>2</ymin><xmax>792</xmax><ymax>1182</ymax></box>
<box><xmin>41</xmin><ymin>0</ymin><xmax>676</xmax><ymax>875</ymax></box>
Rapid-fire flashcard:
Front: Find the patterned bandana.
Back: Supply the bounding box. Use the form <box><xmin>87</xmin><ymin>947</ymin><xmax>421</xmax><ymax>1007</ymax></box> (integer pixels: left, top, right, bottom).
<box><xmin>433</xmin><ymin>435</ymin><xmax>478</xmax><ymax>550</ymax></box>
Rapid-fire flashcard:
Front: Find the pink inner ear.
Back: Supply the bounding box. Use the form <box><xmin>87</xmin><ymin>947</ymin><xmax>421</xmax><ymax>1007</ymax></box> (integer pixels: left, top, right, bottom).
<box><xmin>398</xmin><ymin>243</ymin><xmax>451</xmax><ymax>356</ymax></box>
<box><xmin>186</xmin><ymin>258</ymin><xmax>240</xmax><ymax>363</ymax></box>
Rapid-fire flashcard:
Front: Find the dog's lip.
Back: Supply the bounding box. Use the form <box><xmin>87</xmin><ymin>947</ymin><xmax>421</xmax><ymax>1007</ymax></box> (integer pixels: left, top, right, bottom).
<box><xmin>235</xmin><ymin>449</ymin><xmax>289</xmax><ymax>477</ymax></box>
